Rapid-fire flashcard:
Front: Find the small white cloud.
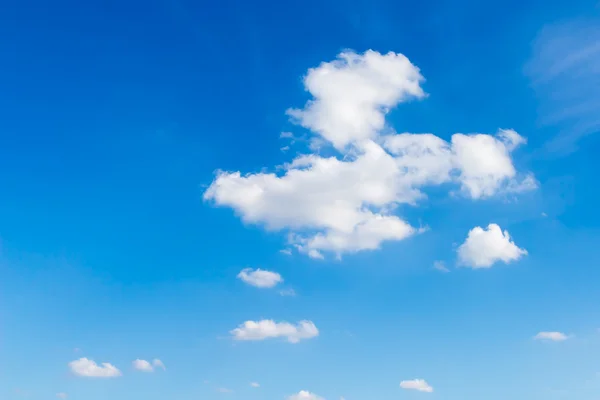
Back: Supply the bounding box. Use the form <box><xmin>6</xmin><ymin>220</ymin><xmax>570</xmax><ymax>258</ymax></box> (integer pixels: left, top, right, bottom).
<box><xmin>132</xmin><ymin>359</ymin><xmax>153</xmax><ymax>372</ymax></box>
<box><xmin>534</xmin><ymin>331</ymin><xmax>569</xmax><ymax>341</ymax></box>
<box><xmin>237</xmin><ymin>268</ymin><xmax>283</xmax><ymax>288</ymax></box>
<box><xmin>288</xmin><ymin>390</ymin><xmax>324</xmax><ymax>400</ymax></box>
<box><xmin>250</xmin><ymin>382</ymin><xmax>260</xmax><ymax>388</ymax></box>
<box><xmin>152</xmin><ymin>358</ymin><xmax>166</xmax><ymax>370</ymax></box>
<box><xmin>133</xmin><ymin>358</ymin><xmax>165</xmax><ymax>372</ymax></box>
<box><xmin>433</xmin><ymin>260</ymin><xmax>449</xmax><ymax>272</ymax></box>
<box><xmin>400</xmin><ymin>379</ymin><xmax>433</xmax><ymax>392</ymax></box>
<box><xmin>279</xmin><ymin>288</ymin><xmax>296</xmax><ymax>297</ymax></box>
<box><xmin>280</xmin><ymin>131</ymin><xmax>295</xmax><ymax>139</ymax></box>
<box><xmin>217</xmin><ymin>388</ymin><xmax>233</xmax><ymax>394</ymax></box>
<box><xmin>280</xmin><ymin>248</ymin><xmax>293</xmax><ymax>255</ymax></box>
<box><xmin>231</xmin><ymin>319</ymin><xmax>319</xmax><ymax>343</ymax></box>
<box><xmin>457</xmin><ymin>223</ymin><xmax>527</xmax><ymax>268</ymax></box>
<box><xmin>307</xmin><ymin>249</ymin><xmax>325</xmax><ymax>259</ymax></box>
<box><xmin>56</xmin><ymin>393</ymin><xmax>68</xmax><ymax>399</ymax></box>
<box><xmin>69</xmin><ymin>358</ymin><xmax>122</xmax><ymax>378</ymax></box>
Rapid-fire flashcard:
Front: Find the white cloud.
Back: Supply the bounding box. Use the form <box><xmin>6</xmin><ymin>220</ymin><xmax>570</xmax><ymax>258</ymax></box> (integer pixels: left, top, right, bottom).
<box><xmin>250</xmin><ymin>382</ymin><xmax>260</xmax><ymax>388</ymax></box>
<box><xmin>153</xmin><ymin>358</ymin><xmax>166</xmax><ymax>370</ymax></box>
<box><xmin>133</xmin><ymin>359</ymin><xmax>153</xmax><ymax>372</ymax></box>
<box><xmin>525</xmin><ymin>18</ymin><xmax>600</xmax><ymax>153</ymax></box>
<box><xmin>230</xmin><ymin>319</ymin><xmax>319</xmax><ymax>343</ymax></box>
<box><xmin>279</xmin><ymin>288</ymin><xmax>297</xmax><ymax>296</ymax></box>
<box><xmin>433</xmin><ymin>260</ymin><xmax>449</xmax><ymax>272</ymax></box>
<box><xmin>400</xmin><ymin>379</ymin><xmax>433</xmax><ymax>393</ymax></box>
<box><xmin>288</xmin><ymin>390</ymin><xmax>325</xmax><ymax>400</ymax></box>
<box><xmin>132</xmin><ymin>358</ymin><xmax>165</xmax><ymax>372</ymax></box>
<box><xmin>534</xmin><ymin>332</ymin><xmax>569</xmax><ymax>342</ymax></box>
<box><xmin>68</xmin><ymin>358</ymin><xmax>122</xmax><ymax>378</ymax></box>
<box><xmin>237</xmin><ymin>268</ymin><xmax>283</xmax><ymax>288</ymax></box>
<box><xmin>56</xmin><ymin>393</ymin><xmax>68</xmax><ymax>399</ymax></box>
<box><xmin>286</xmin><ymin>50</ymin><xmax>425</xmax><ymax>150</ymax></box>
<box><xmin>457</xmin><ymin>223</ymin><xmax>527</xmax><ymax>268</ymax></box>
<box><xmin>217</xmin><ymin>388</ymin><xmax>233</xmax><ymax>394</ymax></box>
<box><xmin>204</xmin><ymin>50</ymin><xmax>535</xmax><ymax>258</ymax></box>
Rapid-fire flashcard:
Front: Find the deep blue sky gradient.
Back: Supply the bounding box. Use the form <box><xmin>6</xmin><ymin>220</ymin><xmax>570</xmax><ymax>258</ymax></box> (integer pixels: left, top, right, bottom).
<box><xmin>1</xmin><ymin>1</ymin><xmax>600</xmax><ymax>399</ymax></box>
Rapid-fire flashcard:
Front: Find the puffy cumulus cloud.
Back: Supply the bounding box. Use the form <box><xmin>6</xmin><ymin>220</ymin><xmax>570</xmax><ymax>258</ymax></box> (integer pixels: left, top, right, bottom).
<box><xmin>382</xmin><ymin>129</ymin><xmax>535</xmax><ymax>199</ymax></box>
<box><xmin>457</xmin><ymin>223</ymin><xmax>527</xmax><ymax>268</ymax></box>
<box><xmin>534</xmin><ymin>331</ymin><xmax>569</xmax><ymax>341</ymax></box>
<box><xmin>68</xmin><ymin>358</ymin><xmax>122</xmax><ymax>378</ymax></box>
<box><xmin>132</xmin><ymin>358</ymin><xmax>166</xmax><ymax>372</ymax></box>
<box><xmin>133</xmin><ymin>359</ymin><xmax>153</xmax><ymax>372</ymax></box>
<box><xmin>400</xmin><ymin>379</ymin><xmax>434</xmax><ymax>392</ymax></box>
<box><xmin>288</xmin><ymin>390</ymin><xmax>325</xmax><ymax>400</ymax></box>
<box><xmin>237</xmin><ymin>268</ymin><xmax>283</xmax><ymax>288</ymax></box>
<box><xmin>204</xmin><ymin>50</ymin><xmax>535</xmax><ymax>259</ymax></box>
<box><xmin>286</xmin><ymin>50</ymin><xmax>425</xmax><ymax>149</ymax></box>
<box><xmin>230</xmin><ymin>319</ymin><xmax>318</xmax><ymax>343</ymax></box>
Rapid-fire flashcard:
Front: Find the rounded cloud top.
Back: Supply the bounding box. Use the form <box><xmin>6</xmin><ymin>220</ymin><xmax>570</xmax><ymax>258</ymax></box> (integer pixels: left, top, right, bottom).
<box><xmin>204</xmin><ymin>50</ymin><xmax>536</xmax><ymax>259</ymax></box>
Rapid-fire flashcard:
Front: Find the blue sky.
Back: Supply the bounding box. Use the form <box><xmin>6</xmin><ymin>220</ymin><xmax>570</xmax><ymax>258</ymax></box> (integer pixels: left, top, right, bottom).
<box><xmin>1</xmin><ymin>0</ymin><xmax>600</xmax><ymax>399</ymax></box>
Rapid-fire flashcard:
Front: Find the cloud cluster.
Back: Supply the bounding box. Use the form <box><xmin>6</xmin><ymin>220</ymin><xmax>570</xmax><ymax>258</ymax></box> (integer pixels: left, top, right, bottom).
<box><xmin>68</xmin><ymin>358</ymin><xmax>122</xmax><ymax>378</ymax></box>
<box><xmin>230</xmin><ymin>319</ymin><xmax>319</xmax><ymax>343</ymax></box>
<box><xmin>204</xmin><ymin>50</ymin><xmax>535</xmax><ymax>259</ymax></box>
<box><xmin>400</xmin><ymin>379</ymin><xmax>434</xmax><ymax>392</ymax></box>
<box><xmin>457</xmin><ymin>223</ymin><xmax>527</xmax><ymax>268</ymax></box>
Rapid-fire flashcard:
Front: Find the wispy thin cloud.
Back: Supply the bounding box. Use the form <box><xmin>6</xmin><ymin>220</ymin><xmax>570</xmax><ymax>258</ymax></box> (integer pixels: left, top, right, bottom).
<box><xmin>433</xmin><ymin>260</ymin><xmax>450</xmax><ymax>272</ymax></box>
<box><xmin>534</xmin><ymin>331</ymin><xmax>570</xmax><ymax>342</ymax></box>
<box><xmin>525</xmin><ymin>17</ymin><xmax>600</xmax><ymax>154</ymax></box>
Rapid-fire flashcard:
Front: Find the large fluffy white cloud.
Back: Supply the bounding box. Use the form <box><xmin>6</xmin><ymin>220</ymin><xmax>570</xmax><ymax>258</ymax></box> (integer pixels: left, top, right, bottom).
<box><xmin>237</xmin><ymin>268</ymin><xmax>283</xmax><ymax>288</ymax></box>
<box><xmin>400</xmin><ymin>379</ymin><xmax>434</xmax><ymax>392</ymax></box>
<box><xmin>230</xmin><ymin>319</ymin><xmax>318</xmax><ymax>343</ymax></box>
<box><xmin>204</xmin><ymin>50</ymin><xmax>536</xmax><ymax>258</ymax></box>
<box><xmin>286</xmin><ymin>50</ymin><xmax>426</xmax><ymax>149</ymax></box>
<box><xmin>68</xmin><ymin>358</ymin><xmax>122</xmax><ymax>378</ymax></box>
<box><xmin>457</xmin><ymin>223</ymin><xmax>527</xmax><ymax>268</ymax></box>
<box><xmin>288</xmin><ymin>390</ymin><xmax>325</xmax><ymax>400</ymax></box>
